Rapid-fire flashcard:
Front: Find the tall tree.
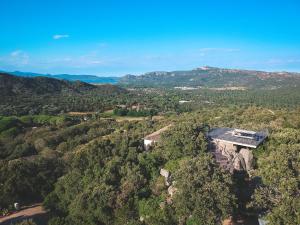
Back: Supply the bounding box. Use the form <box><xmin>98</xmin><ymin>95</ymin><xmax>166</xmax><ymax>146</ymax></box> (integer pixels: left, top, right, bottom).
<box><xmin>173</xmin><ymin>154</ymin><xmax>237</xmax><ymax>225</ymax></box>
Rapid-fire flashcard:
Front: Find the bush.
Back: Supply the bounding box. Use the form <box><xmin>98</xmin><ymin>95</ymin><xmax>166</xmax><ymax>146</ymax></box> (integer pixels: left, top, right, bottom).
<box><xmin>13</xmin><ymin>219</ymin><xmax>37</xmax><ymax>225</ymax></box>
<box><xmin>0</xmin><ymin>117</ymin><xmax>19</xmax><ymax>132</ymax></box>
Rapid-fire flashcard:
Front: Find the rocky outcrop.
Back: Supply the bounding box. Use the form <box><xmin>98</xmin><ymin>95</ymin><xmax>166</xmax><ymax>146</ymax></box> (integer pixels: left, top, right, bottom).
<box><xmin>232</xmin><ymin>152</ymin><xmax>246</xmax><ymax>171</ymax></box>
<box><xmin>160</xmin><ymin>168</ymin><xmax>171</xmax><ymax>186</ymax></box>
<box><xmin>168</xmin><ymin>185</ymin><xmax>178</xmax><ymax>198</ymax></box>
<box><xmin>215</xmin><ymin>146</ymin><xmax>254</xmax><ymax>172</ymax></box>
<box><xmin>239</xmin><ymin>148</ymin><xmax>253</xmax><ymax>171</ymax></box>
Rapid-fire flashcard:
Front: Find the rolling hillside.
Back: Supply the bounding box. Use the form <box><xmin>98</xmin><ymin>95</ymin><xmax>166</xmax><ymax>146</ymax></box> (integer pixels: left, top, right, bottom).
<box><xmin>0</xmin><ymin>73</ymin><xmax>127</xmax><ymax>115</ymax></box>
<box><xmin>3</xmin><ymin>71</ymin><xmax>120</xmax><ymax>84</ymax></box>
<box><xmin>0</xmin><ymin>73</ymin><xmax>125</xmax><ymax>97</ymax></box>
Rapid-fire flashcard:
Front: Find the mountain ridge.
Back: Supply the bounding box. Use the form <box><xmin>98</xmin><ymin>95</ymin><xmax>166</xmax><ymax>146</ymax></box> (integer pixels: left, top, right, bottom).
<box><xmin>0</xmin><ymin>72</ymin><xmax>126</xmax><ymax>97</ymax></box>
<box><xmin>3</xmin><ymin>66</ymin><xmax>300</xmax><ymax>89</ymax></box>
<box><xmin>1</xmin><ymin>70</ymin><xmax>120</xmax><ymax>84</ymax></box>
<box><xmin>119</xmin><ymin>66</ymin><xmax>300</xmax><ymax>88</ymax></box>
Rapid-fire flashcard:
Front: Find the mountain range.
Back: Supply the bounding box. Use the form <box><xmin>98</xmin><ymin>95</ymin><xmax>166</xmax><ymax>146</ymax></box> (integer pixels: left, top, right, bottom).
<box><xmin>0</xmin><ymin>72</ymin><xmax>126</xmax><ymax>97</ymax></box>
<box><xmin>119</xmin><ymin>66</ymin><xmax>300</xmax><ymax>88</ymax></box>
<box><xmin>2</xmin><ymin>66</ymin><xmax>300</xmax><ymax>89</ymax></box>
<box><xmin>2</xmin><ymin>71</ymin><xmax>120</xmax><ymax>84</ymax></box>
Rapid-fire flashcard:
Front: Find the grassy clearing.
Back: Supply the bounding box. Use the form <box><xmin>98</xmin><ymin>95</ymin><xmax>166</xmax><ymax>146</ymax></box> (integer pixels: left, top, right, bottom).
<box><xmin>115</xmin><ymin>116</ymin><xmax>146</xmax><ymax>122</ymax></box>
<box><xmin>99</xmin><ymin>110</ymin><xmax>165</xmax><ymax>122</ymax></box>
<box><xmin>67</xmin><ymin>112</ymin><xmax>95</xmax><ymax>116</ymax></box>
<box><xmin>100</xmin><ymin>109</ymin><xmax>146</xmax><ymax>121</ymax></box>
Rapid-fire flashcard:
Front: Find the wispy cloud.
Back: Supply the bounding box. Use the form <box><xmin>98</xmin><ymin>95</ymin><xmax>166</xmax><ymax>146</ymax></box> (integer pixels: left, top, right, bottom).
<box><xmin>0</xmin><ymin>50</ymin><xmax>30</xmax><ymax>70</ymax></box>
<box><xmin>266</xmin><ymin>58</ymin><xmax>300</xmax><ymax>66</ymax></box>
<box><xmin>10</xmin><ymin>50</ymin><xmax>24</xmax><ymax>57</ymax></box>
<box><xmin>97</xmin><ymin>42</ymin><xmax>108</xmax><ymax>47</ymax></box>
<box><xmin>53</xmin><ymin>34</ymin><xmax>70</xmax><ymax>40</ymax></box>
<box><xmin>10</xmin><ymin>50</ymin><xmax>29</xmax><ymax>65</ymax></box>
<box><xmin>199</xmin><ymin>48</ymin><xmax>240</xmax><ymax>53</ymax></box>
<box><xmin>44</xmin><ymin>52</ymin><xmax>109</xmax><ymax>69</ymax></box>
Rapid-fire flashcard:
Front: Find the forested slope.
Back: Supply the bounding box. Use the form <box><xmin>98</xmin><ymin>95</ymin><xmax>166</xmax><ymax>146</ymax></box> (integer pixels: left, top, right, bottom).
<box><xmin>0</xmin><ymin>70</ymin><xmax>299</xmax><ymax>225</ymax></box>
<box><xmin>0</xmin><ymin>73</ymin><xmax>127</xmax><ymax>115</ymax></box>
<box><xmin>0</xmin><ymin>107</ymin><xmax>299</xmax><ymax>225</ymax></box>
<box><xmin>3</xmin><ymin>70</ymin><xmax>120</xmax><ymax>84</ymax></box>
<box><xmin>0</xmin><ymin>73</ymin><xmax>124</xmax><ymax>96</ymax></box>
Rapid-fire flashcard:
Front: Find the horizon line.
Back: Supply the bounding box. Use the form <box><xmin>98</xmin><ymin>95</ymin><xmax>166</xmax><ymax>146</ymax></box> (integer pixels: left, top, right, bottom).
<box><xmin>1</xmin><ymin>65</ymin><xmax>300</xmax><ymax>77</ymax></box>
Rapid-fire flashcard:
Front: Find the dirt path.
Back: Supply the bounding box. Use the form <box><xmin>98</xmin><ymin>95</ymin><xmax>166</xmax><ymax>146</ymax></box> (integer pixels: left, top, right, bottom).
<box><xmin>268</xmin><ymin>109</ymin><xmax>275</xmax><ymax>115</ymax></box>
<box><xmin>0</xmin><ymin>204</ymin><xmax>48</xmax><ymax>225</ymax></box>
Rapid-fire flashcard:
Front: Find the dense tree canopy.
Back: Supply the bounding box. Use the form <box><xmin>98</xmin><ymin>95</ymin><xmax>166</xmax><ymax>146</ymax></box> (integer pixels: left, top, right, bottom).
<box><xmin>1</xmin><ymin>75</ymin><xmax>300</xmax><ymax>225</ymax></box>
<box><xmin>173</xmin><ymin>155</ymin><xmax>237</xmax><ymax>225</ymax></box>
<box><xmin>249</xmin><ymin>144</ymin><xmax>300</xmax><ymax>225</ymax></box>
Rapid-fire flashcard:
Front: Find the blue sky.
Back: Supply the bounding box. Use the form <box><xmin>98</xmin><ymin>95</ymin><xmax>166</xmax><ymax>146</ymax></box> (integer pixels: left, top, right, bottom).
<box><xmin>0</xmin><ymin>0</ymin><xmax>300</xmax><ymax>76</ymax></box>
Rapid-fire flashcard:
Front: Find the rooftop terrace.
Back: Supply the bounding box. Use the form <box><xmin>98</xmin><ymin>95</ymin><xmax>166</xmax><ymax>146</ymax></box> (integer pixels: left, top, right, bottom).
<box><xmin>208</xmin><ymin>128</ymin><xmax>268</xmax><ymax>148</ymax></box>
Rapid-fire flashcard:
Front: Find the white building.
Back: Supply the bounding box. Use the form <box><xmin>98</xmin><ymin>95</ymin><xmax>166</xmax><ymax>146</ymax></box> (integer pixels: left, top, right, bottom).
<box><xmin>143</xmin><ymin>125</ymin><xmax>172</xmax><ymax>150</ymax></box>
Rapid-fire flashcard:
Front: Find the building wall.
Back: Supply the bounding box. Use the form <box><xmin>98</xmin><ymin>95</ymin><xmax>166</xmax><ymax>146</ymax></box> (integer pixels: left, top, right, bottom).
<box><xmin>213</xmin><ymin>140</ymin><xmax>237</xmax><ymax>154</ymax></box>
<box><xmin>212</xmin><ymin>139</ymin><xmax>254</xmax><ymax>171</ymax></box>
<box><xmin>144</xmin><ymin>139</ymin><xmax>154</xmax><ymax>151</ymax></box>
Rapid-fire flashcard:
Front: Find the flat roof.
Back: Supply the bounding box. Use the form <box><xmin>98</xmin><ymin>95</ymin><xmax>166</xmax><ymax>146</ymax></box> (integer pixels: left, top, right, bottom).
<box><xmin>208</xmin><ymin>127</ymin><xmax>267</xmax><ymax>148</ymax></box>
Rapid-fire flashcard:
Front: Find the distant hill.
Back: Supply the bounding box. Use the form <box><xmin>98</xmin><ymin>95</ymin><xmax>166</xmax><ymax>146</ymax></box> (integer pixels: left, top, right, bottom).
<box><xmin>4</xmin><ymin>67</ymin><xmax>300</xmax><ymax>89</ymax></box>
<box><xmin>3</xmin><ymin>71</ymin><xmax>120</xmax><ymax>84</ymax></box>
<box><xmin>0</xmin><ymin>73</ymin><xmax>126</xmax><ymax>97</ymax></box>
<box><xmin>0</xmin><ymin>73</ymin><xmax>127</xmax><ymax>115</ymax></box>
<box><xmin>119</xmin><ymin>66</ymin><xmax>300</xmax><ymax>89</ymax></box>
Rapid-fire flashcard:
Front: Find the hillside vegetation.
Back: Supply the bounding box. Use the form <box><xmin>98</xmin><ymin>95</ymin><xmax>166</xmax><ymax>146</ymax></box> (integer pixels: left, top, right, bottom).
<box><xmin>0</xmin><ymin>107</ymin><xmax>299</xmax><ymax>225</ymax></box>
<box><xmin>4</xmin><ymin>71</ymin><xmax>120</xmax><ymax>84</ymax></box>
<box><xmin>0</xmin><ymin>73</ymin><xmax>127</xmax><ymax>115</ymax></box>
<box><xmin>0</xmin><ymin>69</ymin><xmax>299</xmax><ymax>225</ymax></box>
<box><xmin>0</xmin><ymin>73</ymin><xmax>124</xmax><ymax>95</ymax></box>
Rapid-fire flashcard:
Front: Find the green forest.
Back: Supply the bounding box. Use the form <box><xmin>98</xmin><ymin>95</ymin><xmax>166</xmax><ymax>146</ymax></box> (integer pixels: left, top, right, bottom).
<box><xmin>0</xmin><ymin>73</ymin><xmax>299</xmax><ymax>225</ymax></box>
